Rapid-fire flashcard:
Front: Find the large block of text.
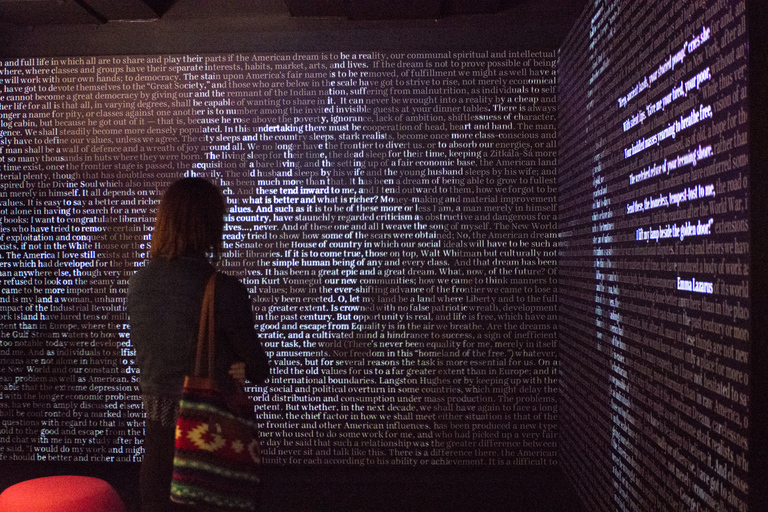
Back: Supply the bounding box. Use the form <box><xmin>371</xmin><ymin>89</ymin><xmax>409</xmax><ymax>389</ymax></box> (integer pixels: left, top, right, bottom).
<box><xmin>0</xmin><ymin>50</ymin><xmax>558</xmax><ymax>466</ymax></box>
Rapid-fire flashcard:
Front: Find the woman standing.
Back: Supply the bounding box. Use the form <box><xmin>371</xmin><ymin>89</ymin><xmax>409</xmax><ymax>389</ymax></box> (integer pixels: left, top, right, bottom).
<box><xmin>127</xmin><ymin>178</ymin><xmax>270</xmax><ymax>510</ymax></box>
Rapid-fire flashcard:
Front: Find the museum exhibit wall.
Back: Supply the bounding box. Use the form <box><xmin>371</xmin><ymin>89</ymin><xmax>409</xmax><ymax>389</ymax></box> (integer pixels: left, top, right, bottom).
<box><xmin>0</xmin><ymin>47</ymin><xmax>561</xmax><ymax>467</ymax></box>
<box><xmin>557</xmin><ymin>0</ymin><xmax>765</xmax><ymax>511</ymax></box>
<box><xmin>1</xmin><ymin>0</ymin><xmax>766</xmax><ymax>510</ymax></box>
<box><xmin>0</xmin><ymin>7</ymin><xmax>586</xmax><ymax>507</ymax></box>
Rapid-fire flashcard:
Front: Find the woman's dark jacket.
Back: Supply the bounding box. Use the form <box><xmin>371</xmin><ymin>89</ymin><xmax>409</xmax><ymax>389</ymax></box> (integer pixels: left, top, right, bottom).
<box><xmin>127</xmin><ymin>255</ymin><xmax>270</xmax><ymax>399</ymax></box>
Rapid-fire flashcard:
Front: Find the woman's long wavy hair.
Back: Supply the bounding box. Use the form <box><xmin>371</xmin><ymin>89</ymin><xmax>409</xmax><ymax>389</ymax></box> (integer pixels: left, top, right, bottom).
<box><xmin>150</xmin><ymin>177</ymin><xmax>226</xmax><ymax>261</ymax></box>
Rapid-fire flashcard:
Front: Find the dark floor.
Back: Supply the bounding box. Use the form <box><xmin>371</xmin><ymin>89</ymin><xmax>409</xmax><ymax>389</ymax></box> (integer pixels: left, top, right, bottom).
<box><xmin>0</xmin><ymin>462</ymin><xmax>587</xmax><ymax>511</ymax></box>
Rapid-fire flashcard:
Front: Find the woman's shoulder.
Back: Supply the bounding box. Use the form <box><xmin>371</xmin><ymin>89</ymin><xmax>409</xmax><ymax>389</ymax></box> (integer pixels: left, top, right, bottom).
<box><xmin>128</xmin><ymin>256</ymin><xmax>250</xmax><ymax>301</ymax></box>
<box><xmin>129</xmin><ymin>256</ymin><xmax>212</xmax><ymax>289</ymax></box>
<box><xmin>214</xmin><ymin>270</ymin><xmax>250</xmax><ymax>299</ymax></box>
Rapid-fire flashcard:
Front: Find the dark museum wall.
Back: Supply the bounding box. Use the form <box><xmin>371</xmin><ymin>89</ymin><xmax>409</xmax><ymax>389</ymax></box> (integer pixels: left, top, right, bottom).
<box><xmin>558</xmin><ymin>1</ymin><xmax>760</xmax><ymax>511</ymax></box>
<box><xmin>0</xmin><ymin>2</ymin><xmax>587</xmax><ymax>511</ymax></box>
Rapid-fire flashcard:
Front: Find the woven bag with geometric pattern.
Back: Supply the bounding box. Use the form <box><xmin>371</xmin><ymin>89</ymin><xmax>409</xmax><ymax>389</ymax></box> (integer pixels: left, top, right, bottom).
<box><xmin>170</xmin><ymin>272</ymin><xmax>261</xmax><ymax>511</ymax></box>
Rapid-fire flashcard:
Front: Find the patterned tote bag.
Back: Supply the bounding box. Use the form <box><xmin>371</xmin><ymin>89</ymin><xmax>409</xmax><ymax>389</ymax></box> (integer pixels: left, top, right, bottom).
<box><xmin>171</xmin><ymin>272</ymin><xmax>261</xmax><ymax>511</ymax></box>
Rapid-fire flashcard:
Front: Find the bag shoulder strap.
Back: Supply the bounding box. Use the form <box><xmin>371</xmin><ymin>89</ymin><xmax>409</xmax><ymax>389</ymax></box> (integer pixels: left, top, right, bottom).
<box><xmin>192</xmin><ymin>271</ymin><xmax>217</xmax><ymax>378</ymax></box>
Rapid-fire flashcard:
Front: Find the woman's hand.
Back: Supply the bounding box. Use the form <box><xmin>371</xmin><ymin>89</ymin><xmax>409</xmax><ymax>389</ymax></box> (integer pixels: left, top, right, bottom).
<box><xmin>229</xmin><ymin>361</ymin><xmax>246</xmax><ymax>384</ymax></box>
